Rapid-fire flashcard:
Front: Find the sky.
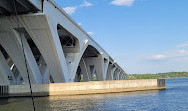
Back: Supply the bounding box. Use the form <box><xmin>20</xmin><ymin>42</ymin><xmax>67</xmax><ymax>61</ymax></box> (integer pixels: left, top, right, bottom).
<box><xmin>54</xmin><ymin>0</ymin><xmax>188</xmax><ymax>74</ymax></box>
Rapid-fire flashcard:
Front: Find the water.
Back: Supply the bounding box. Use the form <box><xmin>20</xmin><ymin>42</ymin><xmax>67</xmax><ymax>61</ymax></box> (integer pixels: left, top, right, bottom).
<box><xmin>0</xmin><ymin>78</ymin><xmax>188</xmax><ymax>111</ymax></box>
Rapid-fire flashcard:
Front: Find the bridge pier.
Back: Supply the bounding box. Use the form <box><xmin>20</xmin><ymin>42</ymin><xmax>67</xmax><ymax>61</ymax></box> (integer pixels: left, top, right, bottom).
<box><xmin>79</xmin><ymin>58</ymin><xmax>90</xmax><ymax>82</ymax></box>
<box><xmin>80</xmin><ymin>55</ymin><xmax>105</xmax><ymax>81</ymax></box>
<box><xmin>114</xmin><ymin>69</ymin><xmax>120</xmax><ymax>80</ymax></box>
<box><xmin>84</xmin><ymin>55</ymin><xmax>106</xmax><ymax>81</ymax></box>
<box><xmin>0</xmin><ymin>51</ymin><xmax>13</xmax><ymax>85</ymax></box>
<box><xmin>20</xmin><ymin>15</ymin><xmax>70</xmax><ymax>83</ymax></box>
<box><xmin>106</xmin><ymin>64</ymin><xmax>113</xmax><ymax>80</ymax></box>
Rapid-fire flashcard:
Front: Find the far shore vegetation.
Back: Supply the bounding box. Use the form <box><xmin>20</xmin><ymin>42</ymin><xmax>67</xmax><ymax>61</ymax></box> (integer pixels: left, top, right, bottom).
<box><xmin>128</xmin><ymin>72</ymin><xmax>188</xmax><ymax>80</ymax></box>
<box><xmin>80</xmin><ymin>72</ymin><xmax>188</xmax><ymax>82</ymax></box>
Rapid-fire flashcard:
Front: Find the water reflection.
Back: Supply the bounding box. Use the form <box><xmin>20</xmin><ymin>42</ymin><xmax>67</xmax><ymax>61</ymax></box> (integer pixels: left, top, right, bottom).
<box><xmin>0</xmin><ymin>78</ymin><xmax>188</xmax><ymax>111</ymax></box>
<box><xmin>0</xmin><ymin>90</ymin><xmax>160</xmax><ymax>111</ymax></box>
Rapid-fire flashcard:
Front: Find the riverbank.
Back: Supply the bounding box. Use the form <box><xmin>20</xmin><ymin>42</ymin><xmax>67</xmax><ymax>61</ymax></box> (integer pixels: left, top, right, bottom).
<box><xmin>0</xmin><ymin>79</ymin><xmax>165</xmax><ymax>97</ymax></box>
<box><xmin>128</xmin><ymin>72</ymin><xmax>188</xmax><ymax>80</ymax></box>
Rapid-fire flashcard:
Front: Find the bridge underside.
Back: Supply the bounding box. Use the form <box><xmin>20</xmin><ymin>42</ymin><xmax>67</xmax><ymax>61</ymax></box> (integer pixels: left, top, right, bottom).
<box><xmin>0</xmin><ymin>0</ymin><xmax>41</xmax><ymax>15</ymax></box>
<box><xmin>0</xmin><ymin>0</ymin><xmax>127</xmax><ymax>85</ymax></box>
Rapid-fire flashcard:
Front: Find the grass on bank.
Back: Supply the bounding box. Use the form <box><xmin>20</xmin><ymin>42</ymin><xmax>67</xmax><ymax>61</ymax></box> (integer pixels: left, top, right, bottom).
<box><xmin>80</xmin><ymin>75</ymin><xmax>97</xmax><ymax>82</ymax></box>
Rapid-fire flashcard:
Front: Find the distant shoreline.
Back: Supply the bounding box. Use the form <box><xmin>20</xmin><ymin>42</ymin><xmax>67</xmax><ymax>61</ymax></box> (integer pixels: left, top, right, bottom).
<box><xmin>127</xmin><ymin>72</ymin><xmax>188</xmax><ymax>80</ymax></box>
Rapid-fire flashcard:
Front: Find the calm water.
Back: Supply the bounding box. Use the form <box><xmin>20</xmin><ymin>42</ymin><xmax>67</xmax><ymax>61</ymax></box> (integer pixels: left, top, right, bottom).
<box><xmin>0</xmin><ymin>78</ymin><xmax>188</xmax><ymax>111</ymax></box>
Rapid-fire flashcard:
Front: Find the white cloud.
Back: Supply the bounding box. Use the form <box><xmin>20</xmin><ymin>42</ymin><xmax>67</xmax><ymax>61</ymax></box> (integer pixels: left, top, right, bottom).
<box><xmin>145</xmin><ymin>45</ymin><xmax>188</xmax><ymax>62</ymax></box>
<box><xmin>110</xmin><ymin>0</ymin><xmax>135</xmax><ymax>6</ymax></box>
<box><xmin>87</xmin><ymin>32</ymin><xmax>95</xmax><ymax>35</ymax></box>
<box><xmin>179</xmin><ymin>49</ymin><xmax>186</xmax><ymax>54</ymax></box>
<box><xmin>63</xmin><ymin>6</ymin><xmax>77</xmax><ymax>15</ymax></box>
<box><xmin>145</xmin><ymin>55</ymin><xmax>167</xmax><ymax>61</ymax></box>
<box><xmin>152</xmin><ymin>55</ymin><xmax>167</xmax><ymax>60</ymax></box>
<box><xmin>178</xmin><ymin>42</ymin><xmax>188</xmax><ymax>48</ymax></box>
<box><xmin>62</xmin><ymin>1</ymin><xmax>93</xmax><ymax>15</ymax></box>
<box><xmin>80</xmin><ymin>1</ymin><xmax>93</xmax><ymax>7</ymax></box>
<box><xmin>78</xmin><ymin>22</ymin><xmax>82</xmax><ymax>26</ymax></box>
<box><xmin>146</xmin><ymin>49</ymin><xmax>188</xmax><ymax>61</ymax></box>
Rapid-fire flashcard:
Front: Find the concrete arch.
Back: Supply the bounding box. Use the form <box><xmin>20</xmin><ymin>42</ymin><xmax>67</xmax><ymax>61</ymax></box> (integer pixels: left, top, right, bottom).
<box><xmin>19</xmin><ymin>15</ymin><xmax>70</xmax><ymax>83</ymax></box>
<box><xmin>73</xmin><ymin>44</ymin><xmax>100</xmax><ymax>81</ymax></box>
<box><xmin>73</xmin><ymin>44</ymin><xmax>108</xmax><ymax>82</ymax></box>
<box><xmin>0</xmin><ymin>0</ymin><xmax>127</xmax><ymax>85</ymax></box>
<box><xmin>0</xmin><ymin>45</ymin><xmax>17</xmax><ymax>85</ymax></box>
<box><xmin>106</xmin><ymin>62</ymin><xmax>117</xmax><ymax>80</ymax></box>
<box><xmin>56</xmin><ymin>24</ymin><xmax>82</xmax><ymax>82</ymax></box>
<box><xmin>0</xmin><ymin>27</ymin><xmax>43</xmax><ymax>84</ymax></box>
<box><xmin>0</xmin><ymin>51</ymin><xmax>12</xmax><ymax>85</ymax></box>
<box><xmin>117</xmin><ymin>70</ymin><xmax>121</xmax><ymax>80</ymax></box>
<box><xmin>57</xmin><ymin>24</ymin><xmax>80</xmax><ymax>53</ymax></box>
<box><xmin>86</xmin><ymin>44</ymin><xmax>109</xmax><ymax>80</ymax></box>
<box><xmin>69</xmin><ymin>41</ymin><xmax>89</xmax><ymax>82</ymax></box>
<box><xmin>106</xmin><ymin>62</ymin><xmax>112</xmax><ymax>80</ymax></box>
<box><xmin>114</xmin><ymin>68</ymin><xmax>119</xmax><ymax>80</ymax></box>
<box><xmin>24</xmin><ymin>30</ymin><xmax>51</xmax><ymax>84</ymax></box>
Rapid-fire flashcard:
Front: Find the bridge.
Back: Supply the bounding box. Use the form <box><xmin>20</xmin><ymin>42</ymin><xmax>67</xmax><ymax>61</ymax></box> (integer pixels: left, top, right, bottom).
<box><xmin>0</xmin><ymin>0</ymin><xmax>127</xmax><ymax>85</ymax></box>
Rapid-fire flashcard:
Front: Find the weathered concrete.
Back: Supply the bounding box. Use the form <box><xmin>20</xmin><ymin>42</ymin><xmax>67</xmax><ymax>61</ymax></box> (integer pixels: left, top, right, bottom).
<box><xmin>6</xmin><ymin>79</ymin><xmax>165</xmax><ymax>97</ymax></box>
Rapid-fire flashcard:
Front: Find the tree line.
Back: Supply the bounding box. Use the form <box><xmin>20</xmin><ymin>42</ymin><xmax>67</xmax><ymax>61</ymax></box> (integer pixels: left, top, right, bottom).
<box><xmin>128</xmin><ymin>72</ymin><xmax>188</xmax><ymax>80</ymax></box>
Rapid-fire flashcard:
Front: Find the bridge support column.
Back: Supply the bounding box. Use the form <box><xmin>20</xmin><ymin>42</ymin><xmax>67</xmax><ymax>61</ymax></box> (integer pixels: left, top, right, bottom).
<box><xmin>16</xmin><ymin>74</ymin><xmax>23</xmax><ymax>85</ymax></box>
<box><xmin>89</xmin><ymin>66</ymin><xmax>95</xmax><ymax>81</ymax></box>
<box><xmin>119</xmin><ymin>73</ymin><xmax>122</xmax><ymax>80</ymax></box>
<box><xmin>106</xmin><ymin>64</ymin><xmax>117</xmax><ymax>80</ymax></box>
<box><xmin>74</xmin><ymin>67</ymin><xmax>81</xmax><ymax>82</ymax></box>
<box><xmin>0</xmin><ymin>32</ymin><xmax>43</xmax><ymax>84</ymax></box>
<box><xmin>83</xmin><ymin>55</ymin><xmax>105</xmax><ymax>81</ymax></box>
<box><xmin>116</xmin><ymin>71</ymin><xmax>120</xmax><ymax>80</ymax></box>
<box><xmin>0</xmin><ymin>51</ymin><xmax>14</xmax><ymax>85</ymax></box>
<box><xmin>42</xmin><ymin>68</ymin><xmax>50</xmax><ymax>84</ymax></box>
<box><xmin>21</xmin><ymin>33</ymin><xmax>43</xmax><ymax>84</ymax></box>
<box><xmin>114</xmin><ymin>69</ymin><xmax>120</xmax><ymax>80</ymax></box>
<box><xmin>37</xmin><ymin>57</ymin><xmax>50</xmax><ymax>84</ymax></box>
<box><xmin>106</xmin><ymin>64</ymin><xmax>112</xmax><ymax>80</ymax></box>
<box><xmin>20</xmin><ymin>15</ymin><xmax>70</xmax><ymax>83</ymax></box>
<box><xmin>79</xmin><ymin>58</ymin><xmax>90</xmax><ymax>82</ymax></box>
<box><xmin>0</xmin><ymin>17</ymin><xmax>44</xmax><ymax>84</ymax></box>
<box><xmin>92</xmin><ymin>56</ymin><xmax>105</xmax><ymax>81</ymax></box>
<box><xmin>123</xmin><ymin>74</ymin><xmax>125</xmax><ymax>80</ymax></box>
<box><xmin>122</xmin><ymin>75</ymin><xmax>124</xmax><ymax>80</ymax></box>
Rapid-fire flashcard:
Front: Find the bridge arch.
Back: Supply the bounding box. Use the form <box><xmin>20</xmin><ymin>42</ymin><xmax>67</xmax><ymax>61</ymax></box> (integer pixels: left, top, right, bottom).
<box><xmin>25</xmin><ymin>32</ymin><xmax>50</xmax><ymax>84</ymax></box>
<box><xmin>0</xmin><ymin>0</ymin><xmax>127</xmax><ymax>85</ymax></box>
<box><xmin>57</xmin><ymin>24</ymin><xmax>80</xmax><ymax>53</ymax></box>
<box><xmin>74</xmin><ymin>45</ymin><xmax>101</xmax><ymax>82</ymax></box>
<box><xmin>0</xmin><ymin>44</ymin><xmax>17</xmax><ymax>85</ymax></box>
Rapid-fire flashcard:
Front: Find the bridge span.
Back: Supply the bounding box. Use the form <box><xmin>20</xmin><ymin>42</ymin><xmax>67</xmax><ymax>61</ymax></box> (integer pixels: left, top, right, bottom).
<box><xmin>0</xmin><ymin>0</ymin><xmax>127</xmax><ymax>85</ymax></box>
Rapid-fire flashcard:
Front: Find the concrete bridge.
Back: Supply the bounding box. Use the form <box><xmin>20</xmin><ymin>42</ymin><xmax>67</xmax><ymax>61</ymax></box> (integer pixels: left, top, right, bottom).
<box><xmin>0</xmin><ymin>0</ymin><xmax>127</xmax><ymax>85</ymax></box>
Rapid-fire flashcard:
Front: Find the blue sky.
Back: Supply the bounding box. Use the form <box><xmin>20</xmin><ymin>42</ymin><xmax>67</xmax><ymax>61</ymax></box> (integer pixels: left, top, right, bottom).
<box><xmin>54</xmin><ymin>0</ymin><xmax>188</xmax><ymax>74</ymax></box>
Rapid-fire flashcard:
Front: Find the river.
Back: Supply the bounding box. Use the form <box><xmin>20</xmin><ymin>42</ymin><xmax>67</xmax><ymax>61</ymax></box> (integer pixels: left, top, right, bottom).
<box><xmin>0</xmin><ymin>78</ymin><xmax>188</xmax><ymax>111</ymax></box>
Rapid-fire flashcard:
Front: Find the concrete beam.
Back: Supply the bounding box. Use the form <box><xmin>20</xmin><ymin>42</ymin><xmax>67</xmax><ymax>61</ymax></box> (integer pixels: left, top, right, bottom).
<box><xmin>0</xmin><ymin>0</ymin><xmax>14</xmax><ymax>13</ymax></box>
<box><xmin>16</xmin><ymin>0</ymin><xmax>31</xmax><ymax>11</ymax></box>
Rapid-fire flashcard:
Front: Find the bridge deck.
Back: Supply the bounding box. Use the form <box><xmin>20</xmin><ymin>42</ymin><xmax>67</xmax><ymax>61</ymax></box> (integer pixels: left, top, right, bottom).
<box><xmin>0</xmin><ymin>0</ymin><xmax>41</xmax><ymax>15</ymax></box>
